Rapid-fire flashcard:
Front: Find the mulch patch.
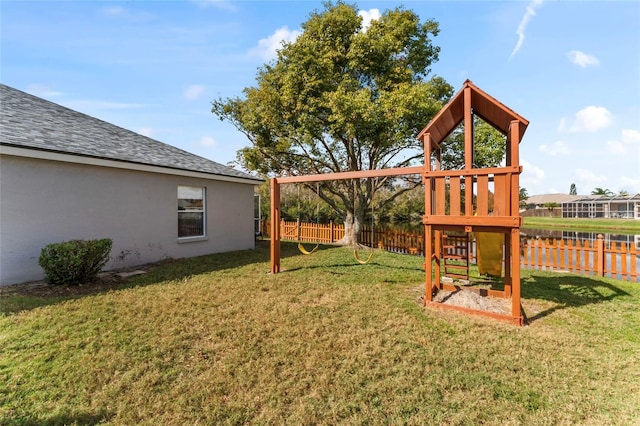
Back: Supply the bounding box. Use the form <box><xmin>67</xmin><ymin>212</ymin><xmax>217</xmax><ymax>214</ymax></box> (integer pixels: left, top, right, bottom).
<box><xmin>1</xmin><ymin>272</ymin><xmax>130</xmax><ymax>298</ymax></box>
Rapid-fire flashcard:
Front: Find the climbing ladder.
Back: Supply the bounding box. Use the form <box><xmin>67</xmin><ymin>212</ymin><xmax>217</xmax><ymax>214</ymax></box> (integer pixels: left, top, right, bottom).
<box><xmin>441</xmin><ymin>233</ymin><xmax>470</xmax><ymax>280</ymax></box>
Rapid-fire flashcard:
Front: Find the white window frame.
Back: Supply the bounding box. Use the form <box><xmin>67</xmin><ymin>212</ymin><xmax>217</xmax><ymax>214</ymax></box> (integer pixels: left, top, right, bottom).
<box><xmin>178</xmin><ymin>185</ymin><xmax>207</xmax><ymax>242</ymax></box>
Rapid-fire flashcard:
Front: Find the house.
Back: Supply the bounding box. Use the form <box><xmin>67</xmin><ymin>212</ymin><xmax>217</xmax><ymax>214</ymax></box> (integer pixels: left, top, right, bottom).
<box><xmin>562</xmin><ymin>194</ymin><xmax>640</xmax><ymax>219</ymax></box>
<box><xmin>0</xmin><ymin>84</ymin><xmax>263</xmax><ymax>285</ymax></box>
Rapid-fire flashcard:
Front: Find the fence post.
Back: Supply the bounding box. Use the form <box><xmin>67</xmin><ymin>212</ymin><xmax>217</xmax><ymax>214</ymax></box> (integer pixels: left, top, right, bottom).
<box><xmin>330</xmin><ymin>220</ymin><xmax>335</xmax><ymax>243</ymax></box>
<box><xmin>596</xmin><ymin>234</ymin><xmax>604</xmax><ymax>277</ymax></box>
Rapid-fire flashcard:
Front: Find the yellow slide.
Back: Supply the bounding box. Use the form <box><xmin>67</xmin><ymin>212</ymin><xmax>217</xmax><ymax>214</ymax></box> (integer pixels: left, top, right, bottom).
<box><xmin>475</xmin><ymin>232</ymin><xmax>504</xmax><ymax>277</ymax></box>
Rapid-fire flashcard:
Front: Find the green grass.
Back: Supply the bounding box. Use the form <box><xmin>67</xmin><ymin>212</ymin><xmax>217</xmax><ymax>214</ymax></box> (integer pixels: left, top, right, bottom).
<box><xmin>523</xmin><ymin>216</ymin><xmax>640</xmax><ymax>233</ymax></box>
<box><xmin>2</xmin><ymin>242</ymin><xmax>639</xmax><ymax>425</ymax></box>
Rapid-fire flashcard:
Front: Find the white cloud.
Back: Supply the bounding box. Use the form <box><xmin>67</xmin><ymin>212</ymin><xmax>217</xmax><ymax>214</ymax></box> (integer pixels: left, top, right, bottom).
<box><xmin>539</xmin><ymin>140</ymin><xmax>569</xmax><ymax>156</ymax></box>
<box><xmin>101</xmin><ymin>6</ymin><xmax>126</xmax><ymax>16</ymax></box>
<box><xmin>198</xmin><ymin>136</ymin><xmax>217</xmax><ymax>147</ymax></box>
<box><xmin>607</xmin><ymin>140</ymin><xmax>625</xmax><ymax>155</ymax></box>
<box><xmin>358</xmin><ymin>9</ymin><xmax>381</xmax><ymax>32</ymax></box>
<box><xmin>248</xmin><ymin>26</ymin><xmax>301</xmax><ymax>62</ymax></box>
<box><xmin>567</xmin><ymin>50</ymin><xmax>600</xmax><ymax>68</ymax></box>
<box><xmin>510</xmin><ymin>0</ymin><xmax>543</xmax><ymax>59</ymax></box>
<box><xmin>607</xmin><ymin>128</ymin><xmax>640</xmax><ymax>155</ymax></box>
<box><xmin>575</xmin><ymin>168</ymin><xmax>607</xmax><ymax>187</ymax></box>
<box><xmin>622</xmin><ymin>128</ymin><xmax>640</xmax><ymax>145</ymax></box>
<box><xmin>559</xmin><ymin>106</ymin><xmax>612</xmax><ymax>133</ymax></box>
<box><xmin>26</xmin><ymin>84</ymin><xmax>63</xmax><ymax>98</ymax></box>
<box><xmin>183</xmin><ymin>85</ymin><xmax>206</xmax><ymax>101</ymax></box>
<box><xmin>138</xmin><ymin>127</ymin><xmax>153</xmax><ymax>137</ymax></box>
<box><xmin>520</xmin><ymin>159</ymin><xmax>545</xmax><ymax>187</ymax></box>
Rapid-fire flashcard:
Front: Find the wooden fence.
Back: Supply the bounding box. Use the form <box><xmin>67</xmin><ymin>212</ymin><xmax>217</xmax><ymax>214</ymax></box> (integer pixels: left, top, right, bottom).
<box><xmin>262</xmin><ymin>220</ymin><xmax>639</xmax><ymax>282</ymax></box>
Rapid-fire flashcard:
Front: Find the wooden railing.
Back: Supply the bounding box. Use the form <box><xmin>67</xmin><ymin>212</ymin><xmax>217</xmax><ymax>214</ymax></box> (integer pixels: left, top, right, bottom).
<box><xmin>424</xmin><ymin>166</ymin><xmax>521</xmax><ymax>228</ymax></box>
<box><xmin>262</xmin><ymin>220</ymin><xmax>639</xmax><ymax>282</ymax></box>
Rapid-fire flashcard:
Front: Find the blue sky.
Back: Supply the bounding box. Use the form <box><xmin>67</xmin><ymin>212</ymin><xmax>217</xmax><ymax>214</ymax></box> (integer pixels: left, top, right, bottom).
<box><xmin>2</xmin><ymin>0</ymin><xmax>639</xmax><ymax>196</ymax></box>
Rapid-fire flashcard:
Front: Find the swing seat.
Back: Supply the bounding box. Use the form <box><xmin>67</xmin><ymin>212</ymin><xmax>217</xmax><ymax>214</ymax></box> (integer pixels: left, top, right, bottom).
<box><xmin>353</xmin><ymin>247</ymin><xmax>374</xmax><ymax>264</ymax></box>
<box><xmin>298</xmin><ymin>242</ymin><xmax>319</xmax><ymax>255</ymax></box>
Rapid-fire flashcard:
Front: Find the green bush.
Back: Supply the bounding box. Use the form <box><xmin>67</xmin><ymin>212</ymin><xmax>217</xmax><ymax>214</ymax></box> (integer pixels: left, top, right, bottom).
<box><xmin>38</xmin><ymin>238</ymin><xmax>113</xmax><ymax>286</ymax></box>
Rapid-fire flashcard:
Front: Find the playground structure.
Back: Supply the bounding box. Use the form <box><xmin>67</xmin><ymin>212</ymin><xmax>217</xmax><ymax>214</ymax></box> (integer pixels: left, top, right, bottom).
<box><xmin>269</xmin><ymin>80</ymin><xmax>529</xmax><ymax>325</ymax></box>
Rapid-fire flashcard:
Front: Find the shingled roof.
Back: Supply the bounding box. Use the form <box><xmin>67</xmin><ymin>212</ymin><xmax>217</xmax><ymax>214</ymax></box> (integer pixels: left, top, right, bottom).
<box><xmin>0</xmin><ymin>84</ymin><xmax>261</xmax><ymax>183</ymax></box>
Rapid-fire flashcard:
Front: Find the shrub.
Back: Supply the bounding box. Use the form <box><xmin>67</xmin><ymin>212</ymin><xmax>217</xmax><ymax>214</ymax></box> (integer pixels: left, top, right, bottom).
<box><xmin>38</xmin><ymin>238</ymin><xmax>113</xmax><ymax>286</ymax></box>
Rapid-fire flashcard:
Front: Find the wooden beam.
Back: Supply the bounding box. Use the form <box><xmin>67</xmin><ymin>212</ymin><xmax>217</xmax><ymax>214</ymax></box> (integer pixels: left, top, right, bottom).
<box><xmin>424</xmin><ymin>165</ymin><xmax>521</xmax><ymax>178</ymax></box>
<box><xmin>275</xmin><ymin>166</ymin><xmax>423</xmax><ymax>184</ymax></box>
<box><xmin>423</xmin><ymin>215</ymin><xmax>521</xmax><ymax>228</ymax></box>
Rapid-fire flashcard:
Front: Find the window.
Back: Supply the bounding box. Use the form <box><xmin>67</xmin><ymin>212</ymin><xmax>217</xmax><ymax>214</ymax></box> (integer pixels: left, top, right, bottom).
<box><xmin>178</xmin><ymin>186</ymin><xmax>205</xmax><ymax>239</ymax></box>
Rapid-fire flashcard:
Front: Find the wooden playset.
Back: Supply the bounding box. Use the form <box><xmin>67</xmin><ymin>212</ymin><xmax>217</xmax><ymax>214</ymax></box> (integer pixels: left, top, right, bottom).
<box><xmin>269</xmin><ymin>80</ymin><xmax>529</xmax><ymax>325</ymax></box>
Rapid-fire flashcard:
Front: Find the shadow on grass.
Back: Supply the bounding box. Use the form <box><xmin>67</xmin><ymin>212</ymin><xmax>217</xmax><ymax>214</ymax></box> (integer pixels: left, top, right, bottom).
<box><xmin>0</xmin><ymin>241</ymin><xmax>341</xmax><ymax>315</ymax></box>
<box><xmin>5</xmin><ymin>410</ymin><xmax>113</xmax><ymax>426</ymax></box>
<box><xmin>521</xmin><ymin>273</ymin><xmax>630</xmax><ymax>322</ymax></box>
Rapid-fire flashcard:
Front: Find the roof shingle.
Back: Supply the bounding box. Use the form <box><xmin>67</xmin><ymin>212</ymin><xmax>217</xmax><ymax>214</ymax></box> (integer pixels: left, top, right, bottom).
<box><xmin>0</xmin><ymin>84</ymin><xmax>261</xmax><ymax>183</ymax></box>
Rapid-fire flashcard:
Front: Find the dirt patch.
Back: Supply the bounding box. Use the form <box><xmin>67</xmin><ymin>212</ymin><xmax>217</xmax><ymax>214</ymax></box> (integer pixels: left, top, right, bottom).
<box><xmin>431</xmin><ymin>289</ymin><xmax>511</xmax><ymax>315</ymax></box>
<box><xmin>413</xmin><ymin>285</ymin><xmax>511</xmax><ymax>316</ymax></box>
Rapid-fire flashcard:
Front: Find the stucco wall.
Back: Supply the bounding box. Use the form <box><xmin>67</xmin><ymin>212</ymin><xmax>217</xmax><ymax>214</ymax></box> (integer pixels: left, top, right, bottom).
<box><xmin>0</xmin><ymin>155</ymin><xmax>257</xmax><ymax>285</ymax></box>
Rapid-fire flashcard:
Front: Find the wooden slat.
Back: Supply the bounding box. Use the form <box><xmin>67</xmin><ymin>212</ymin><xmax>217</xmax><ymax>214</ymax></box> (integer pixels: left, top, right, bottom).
<box><xmin>477</xmin><ymin>175</ymin><xmax>489</xmax><ymax>216</ymax></box>
<box><xmin>435</xmin><ymin>177</ymin><xmax>446</xmax><ymax>215</ymax></box>
<box><xmin>493</xmin><ymin>174</ymin><xmax>507</xmax><ymax>216</ymax></box>
<box><xmin>450</xmin><ymin>176</ymin><xmax>461</xmax><ymax>216</ymax></box>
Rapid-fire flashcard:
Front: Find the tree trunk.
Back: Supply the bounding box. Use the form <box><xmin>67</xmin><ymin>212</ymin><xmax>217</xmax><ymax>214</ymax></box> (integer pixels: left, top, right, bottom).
<box><xmin>337</xmin><ymin>206</ymin><xmax>365</xmax><ymax>247</ymax></box>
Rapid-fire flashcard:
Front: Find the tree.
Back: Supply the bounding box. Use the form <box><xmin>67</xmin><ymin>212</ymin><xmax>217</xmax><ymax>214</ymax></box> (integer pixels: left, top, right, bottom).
<box><xmin>519</xmin><ymin>187</ymin><xmax>529</xmax><ymax>209</ymax></box>
<box><xmin>212</xmin><ymin>2</ymin><xmax>452</xmax><ymax>245</ymax></box>
<box><xmin>439</xmin><ymin>118</ymin><xmax>507</xmax><ymax>170</ymax></box>
<box><xmin>619</xmin><ymin>189</ymin><xmax>629</xmax><ymax>197</ymax></box>
<box><xmin>569</xmin><ymin>183</ymin><xmax>577</xmax><ymax>195</ymax></box>
<box><xmin>591</xmin><ymin>187</ymin><xmax>614</xmax><ymax>196</ymax></box>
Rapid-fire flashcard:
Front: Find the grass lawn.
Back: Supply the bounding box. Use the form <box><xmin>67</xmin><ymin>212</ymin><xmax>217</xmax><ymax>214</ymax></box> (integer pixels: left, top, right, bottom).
<box><xmin>2</xmin><ymin>242</ymin><xmax>639</xmax><ymax>425</ymax></box>
<box><xmin>523</xmin><ymin>216</ymin><xmax>640</xmax><ymax>233</ymax></box>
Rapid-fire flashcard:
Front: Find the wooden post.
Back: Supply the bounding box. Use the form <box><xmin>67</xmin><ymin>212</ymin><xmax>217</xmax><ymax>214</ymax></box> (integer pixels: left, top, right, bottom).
<box><xmin>504</xmin><ymin>231</ymin><xmax>512</xmax><ymax>298</ymax></box>
<box><xmin>270</xmin><ymin>178</ymin><xmax>281</xmax><ymax>274</ymax></box>
<box><xmin>424</xmin><ymin>224</ymin><xmax>433</xmax><ymax>303</ymax></box>
<box><xmin>596</xmin><ymin>234</ymin><xmax>604</xmax><ymax>277</ymax></box>
<box><xmin>510</xmin><ymin>228</ymin><xmax>522</xmax><ymax>323</ymax></box>
<box><xmin>434</xmin><ymin>229</ymin><xmax>442</xmax><ymax>290</ymax></box>
<box><xmin>463</xmin><ymin>87</ymin><xmax>474</xmax><ymax>218</ymax></box>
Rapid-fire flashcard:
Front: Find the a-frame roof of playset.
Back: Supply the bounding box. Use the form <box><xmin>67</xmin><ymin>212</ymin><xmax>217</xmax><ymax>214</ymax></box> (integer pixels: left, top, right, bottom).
<box><xmin>418</xmin><ymin>79</ymin><xmax>529</xmax><ymax>149</ymax></box>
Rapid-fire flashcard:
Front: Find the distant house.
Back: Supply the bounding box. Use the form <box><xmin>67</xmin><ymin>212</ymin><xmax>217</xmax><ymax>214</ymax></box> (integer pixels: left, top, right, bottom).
<box><xmin>521</xmin><ymin>193</ymin><xmax>580</xmax><ymax>217</ymax></box>
<box><xmin>523</xmin><ymin>193</ymin><xmax>640</xmax><ymax>219</ymax></box>
<box><xmin>562</xmin><ymin>194</ymin><xmax>640</xmax><ymax>219</ymax></box>
<box><xmin>0</xmin><ymin>84</ymin><xmax>262</xmax><ymax>285</ymax></box>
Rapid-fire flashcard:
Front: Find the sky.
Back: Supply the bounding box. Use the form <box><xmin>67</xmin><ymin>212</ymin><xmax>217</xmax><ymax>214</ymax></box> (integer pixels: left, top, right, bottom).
<box><xmin>2</xmin><ymin>0</ymin><xmax>639</xmax><ymax>196</ymax></box>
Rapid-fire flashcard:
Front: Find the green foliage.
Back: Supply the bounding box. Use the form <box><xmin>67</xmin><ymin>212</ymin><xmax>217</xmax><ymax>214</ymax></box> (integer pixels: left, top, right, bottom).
<box><xmin>439</xmin><ymin>118</ymin><xmax>507</xmax><ymax>170</ymax></box>
<box><xmin>519</xmin><ymin>187</ymin><xmax>529</xmax><ymax>208</ymax></box>
<box><xmin>591</xmin><ymin>187</ymin><xmax>614</xmax><ymax>196</ymax></box>
<box><xmin>543</xmin><ymin>202</ymin><xmax>560</xmax><ymax>210</ymax></box>
<box><xmin>569</xmin><ymin>183</ymin><xmax>577</xmax><ymax>195</ymax></box>
<box><xmin>212</xmin><ymin>2</ymin><xmax>452</xmax><ymax>239</ymax></box>
<box><xmin>38</xmin><ymin>239</ymin><xmax>112</xmax><ymax>286</ymax></box>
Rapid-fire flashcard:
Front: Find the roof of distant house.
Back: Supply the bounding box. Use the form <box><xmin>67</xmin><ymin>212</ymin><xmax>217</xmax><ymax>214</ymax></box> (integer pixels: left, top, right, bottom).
<box><xmin>526</xmin><ymin>194</ymin><xmax>583</xmax><ymax>205</ymax></box>
<box><xmin>0</xmin><ymin>84</ymin><xmax>261</xmax><ymax>184</ymax></box>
